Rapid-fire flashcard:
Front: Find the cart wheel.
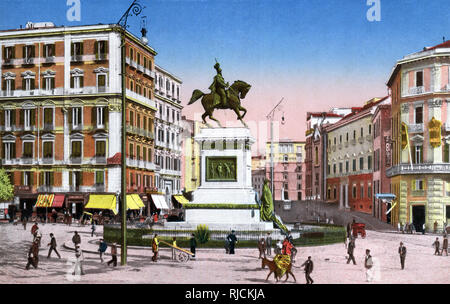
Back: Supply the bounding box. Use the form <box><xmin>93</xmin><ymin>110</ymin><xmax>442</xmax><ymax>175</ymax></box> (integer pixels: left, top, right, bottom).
<box><xmin>177</xmin><ymin>252</ymin><xmax>190</xmax><ymax>263</ymax></box>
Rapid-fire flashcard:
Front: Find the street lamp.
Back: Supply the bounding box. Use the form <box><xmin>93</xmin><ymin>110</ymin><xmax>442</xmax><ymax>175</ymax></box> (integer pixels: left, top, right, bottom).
<box><xmin>266</xmin><ymin>98</ymin><xmax>285</xmax><ymax>201</ymax></box>
<box><xmin>117</xmin><ymin>0</ymin><xmax>146</xmax><ymax>266</ymax></box>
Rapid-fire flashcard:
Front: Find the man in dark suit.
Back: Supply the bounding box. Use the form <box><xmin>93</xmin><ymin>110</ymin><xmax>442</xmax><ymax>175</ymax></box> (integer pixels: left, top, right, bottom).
<box><xmin>441</xmin><ymin>235</ymin><xmax>448</xmax><ymax>256</ymax></box>
<box><xmin>433</xmin><ymin>237</ymin><xmax>440</xmax><ymax>255</ymax></box>
<box><xmin>301</xmin><ymin>256</ymin><xmax>314</xmax><ymax>284</ymax></box>
<box><xmin>25</xmin><ymin>239</ymin><xmax>39</xmax><ymax>270</ymax></box>
<box><xmin>227</xmin><ymin>230</ymin><xmax>238</xmax><ymax>254</ymax></box>
<box><xmin>347</xmin><ymin>238</ymin><xmax>356</xmax><ymax>265</ymax></box>
<box><xmin>47</xmin><ymin>233</ymin><xmax>61</xmax><ymax>259</ymax></box>
<box><xmin>398</xmin><ymin>242</ymin><xmax>406</xmax><ymax>270</ymax></box>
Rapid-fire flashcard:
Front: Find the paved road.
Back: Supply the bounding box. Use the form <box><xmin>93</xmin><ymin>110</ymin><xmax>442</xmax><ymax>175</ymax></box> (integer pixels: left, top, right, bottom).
<box><xmin>0</xmin><ymin>223</ymin><xmax>448</xmax><ymax>284</ymax></box>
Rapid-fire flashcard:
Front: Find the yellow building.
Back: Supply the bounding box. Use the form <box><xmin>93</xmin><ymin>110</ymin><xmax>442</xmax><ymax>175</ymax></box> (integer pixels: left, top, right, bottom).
<box><xmin>265</xmin><ymin>140</ymin><xmax>305</xmax><ymax>201</ymax></box>
<box><xmin>387</xmin><ymin>41</ymin><xmax>450</xmax><ymax>232</ymax></box>
<box><xmin>181</xmin><ymin>118</ymin><xmax>205</xmax><ymax>192</ymax></box>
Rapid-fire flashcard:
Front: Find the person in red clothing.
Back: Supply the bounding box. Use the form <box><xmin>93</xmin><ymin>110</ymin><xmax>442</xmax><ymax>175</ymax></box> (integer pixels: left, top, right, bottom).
<box><xmin>282</xmin><ymin>237</ymin><xmax>293</xmax><ymax>256</ymax></box>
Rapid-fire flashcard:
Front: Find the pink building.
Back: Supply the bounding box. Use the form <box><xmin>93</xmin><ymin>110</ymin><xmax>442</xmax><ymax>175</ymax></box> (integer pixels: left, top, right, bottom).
<box><xmin>372</xmin><ymin>102</ymin><xmax>392</xmax><ymax>223</ymax></box>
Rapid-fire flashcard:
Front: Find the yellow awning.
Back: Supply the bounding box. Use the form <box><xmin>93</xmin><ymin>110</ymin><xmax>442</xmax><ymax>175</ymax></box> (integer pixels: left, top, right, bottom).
<box><xmin>35</xmin><ymin>194</ymin><xmax>55</xmax><ymax>208</ymax></box>
<box><xmin>85</xmin><ymin>195</ymin><xmax>117</xmax><ymax>215</ymax></box>
<box><xmin>173</xmin><ymin>195</ymin><xmax>189</xmax><ymax>205</ymax></box>
<box><xmin>126</xmin><ymin>194</ymin><xmax>141</xmax><ymax>210</ymax></box>
<box><xmin>131</xmin><ymin>194</ymin><xmax>145</xmax><ymax>208</ymax></box>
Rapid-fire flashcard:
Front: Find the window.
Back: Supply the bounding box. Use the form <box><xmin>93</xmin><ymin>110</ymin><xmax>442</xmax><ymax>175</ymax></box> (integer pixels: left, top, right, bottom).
<box><xmin>129</xmin><ymin>111</ymin><xmax>134</xmax><ymax>126</ymax></box>
<box><xmin>97</xmin><ymin>74</ymin><xmax>107</xmax><ymax>91</ymax></box>
<box><xmin>353</xmin><ymin>130</ymin><xmax>356</xmax><ymax>139</ymax></box>
<box><xmin>444</xmin><ymin>143</ymin><xmax>449</xmax><ymax>163</ymax></box>
<box><xmin>368</xmin><ymin>184</ymin><xmax>372</xmax><ymax>198</ymax></box>
<box><xmin>315</xmin><ymin>147</ymin><xmax>319</xmax><ymax>165</ymax></box>
<box><xmin>143</xmin><ymin>147</ymin><xmax>147</xmax><ymax>162</ymax></box>
<box><xmin>137</xmin><ymin>114</ymin><xmax>141</xmax><ymax>128</ymax></box>
<box><xmin>96</xmin><ymin>107</ymin><xmax>106</xmax><ymax>127</ymax></box>
<box><xmin>44</xmin><ymin>108</ymin><xmax>54</xmax><ymax>128</ymax></box>
<box><xmin>23</xmin><ymin>172</ymin><xmax>32</xmax><ymax>186</ymax></box>
<box><xmin>360</xmin><ymin>127</ymin><xmax>364</xmax><ymax>137</ymax></box>
<box><xmin>4</xmin><ymin>46</ymin><xmax>14</xmax><ymax>60</ymax></box>
<box><xmin>416</xmin><ymin>71</ymin><xmax>423</xmax><ymax>87</ymax></box>
<box><xmin>71</xmin><ymin>42</ymin><xmax>84</xmax><ymax>58</ymax></box>
<box><xmin>43</xmin><ymin>141</ymin><xmax>53</xmax><ymax>159</ymax></box>
<box><xmin>23</xmin><ymin>45</ymin><xmax>35</xmax><ymax>63</ymax></box>
<box><xmin>95</xmin><ymin>140</ymin><xmax>106</xmax><ymax>157</ymax></box>
<box><xmin>95</xmin><ymin>171</ymin><xmax>105</xmax><ymax>186</ymax></box>
<box><xmin>346</xmin><ymin>160</ymin><xmax>349</xmax><ymax>173</ymax></box>
<box><xmin>22</xmin><ymin>142</ymin><xmax>33</xmax><ymax>158</ymax></box>
<box><xmin>346</xmin><ymin>133</ymin><xmax>349</xmax><ymax>142</ymax></box>
<box><xmin>360</xmin><ymin>157</ymin><xmax>364</xmax><ymax>170</ymax></box>
<box><xmin>44</xmin><ymin>76</ymin><xmax>55</xmax><ymax>91</ymax></box>
<box><xmin>44</xmin><ymin>44</ymin><xmax>55</xmax><ymax>58</ymax></box>
<box><xmin>43</xmin><ymin>171</ymin><xmax>53</xmax><ymax>187</ymax></box>
<box><xmin>71</xmin><ymin>107</ymin><xmax>82</xmax><ymax>129</ymax></box>
<box><xmin>352</xmin><ymin>185</ymin><xmax>357</xmax><ymax>198</ymax></box>
<box><xmin>413</xmin><ymin>179</ymin><xmax>424</xmax><ymax>191</ymax></box>
<box><xmin>367</xmin><ymin>155</ymin><xmax>372</xmax><ymax>170</ymax></box>
<box><xmin>412</xmin><ymin>145</ymin><xmax>423</xmax><ymax>164</ymax></box>
<box><xmin>95</xmin><ymin>41</ymin><xmax>108</xmax><ymax>59</ymax></box>
<box><xmin>2</xmin><ymin>142</ymin><xmax>16</xmax><ymax>160</ymax></box>
<box><xmin>283</xmin><ymin>154</ymin><xmax>288</xmax><ymax>162</ymax></box>
<box><xmin>70</xmin><ymin>70</ymin><xmax>84</xmax><ymax>89</ymax></box>
<box><xmin>137</xmin><ymin>145</ymin><xmax>141</xmax><ymax>161</ymax></box>
<box><xmin>129</xmin><ymin>143</ymin><xmax>134</xmax><ymax>159</ymax></box>
<box><xmin>339</xmin><ymin>162</ymin><xmax>343</xmax><ymax>173</ymax></box>
<box><xmin>71</xmin><ymin>141</ymin><xmax>82</xmax><ymax>158</ymax></box>
<box><xmin>297</xmin><ymin>174</ymin><xmax>302</xmax><ymax>180</ymax></box>
<box><xmin>4</xmin><ymin>110</ymin><xmax>14</xmax><ymax>129</ymax></box>
<box><xmin>333</xmin><ymin>187</ymin><xmax>337</xmax><ymax>199</ymax></box>
<box><xmin>3</xmin><ymin>77</ymin><xmax>16</xmax><ymax>95</ymax></box>
<box><xmin>415</xmin><ymin>106</ymin><xmax>423</xmax><ymax>124</ymax></box>
<box><xmin>352</xmin><ymin>159</ymin><xmax>356</xmax><ymax>172</ymax></box>
<box><xmin>368</xmin><ymin>124</ymin><xmax>372</xmax><ymax>135</ymax></box>
<box><xmin>22</xmin><ymin>108</ymin><xmax>35</xmax><ymax>129</ymax></box>
<box><xmin>360</xmin><ymin>184</ymin><xmax>364</xmax><ymax>199</ymax></box>
<box><xmin>333</xmin><ymin>164</ymin><xmax>336</xmax><ymax>174</ymax></box>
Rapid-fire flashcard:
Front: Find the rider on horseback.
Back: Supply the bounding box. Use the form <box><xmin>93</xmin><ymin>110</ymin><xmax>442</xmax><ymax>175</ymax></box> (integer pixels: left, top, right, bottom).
<box><xmin>209</xmin><ymin>60</ymin><xmax>229</xmax><ymax>108</ymax></box>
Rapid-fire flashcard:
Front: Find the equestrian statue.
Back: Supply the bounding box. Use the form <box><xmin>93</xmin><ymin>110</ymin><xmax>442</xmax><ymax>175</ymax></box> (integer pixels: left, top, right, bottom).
<box><xmin>188</xmin><ymin>60</ymin><xmax>251</xmax><ymax>127</ymax></box>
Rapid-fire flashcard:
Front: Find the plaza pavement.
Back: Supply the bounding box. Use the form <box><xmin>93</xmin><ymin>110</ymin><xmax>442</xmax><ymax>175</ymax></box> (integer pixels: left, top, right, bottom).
<box><xmin>0</xmin><ymin>223</ymin><xmax>448</xmax><ymax>284</ymax></box>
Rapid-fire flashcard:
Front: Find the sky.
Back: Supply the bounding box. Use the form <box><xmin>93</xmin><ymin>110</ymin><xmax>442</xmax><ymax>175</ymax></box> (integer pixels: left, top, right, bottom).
<box><xmin>1</xmin><ymin>0</ymin><xmax>449</xmax><ymax>155</ymax></box>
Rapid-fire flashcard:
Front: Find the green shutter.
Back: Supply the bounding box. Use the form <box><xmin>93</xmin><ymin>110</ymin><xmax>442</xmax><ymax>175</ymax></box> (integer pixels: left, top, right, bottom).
<box><xmin>31</xmin><ymin>45</ymin><xmax>35</xmax><ymax>58</ymax></box>
<box><xmin>19</xmin><ymin>109</ymin><xmax>24</xmax><ymax>126</ymax></box>
<box><xmin>11</xmin><ymin>109</ymin><xmax>16</xmax><ymax>126</ymax></box>
<box><xmin>0</xmin><ymin>110</ymin><xmax>3</xmax><ymax>126</ymax></box>
<box><xmin>31</xmin><ymin>109</ymin><xmax>35</xmax><ymax>126</ymax></box>
<box><xmin>71</xmin><ymin>43</ymin><xmax>74</xmax><ymax>56</ymax></box>
<box><xmin>11</xmin><ymin>46</ymin><xmax>15</xmax><ymax>59</ymax></box>
<box><xmin>411</xmin><ymin>146</ymin><xmax>416</xmax><ymax>164</ymax></box>
<box><xmin>80</xmin><ymin>76</ymin><xmax>84</xmax><ymax>88</ymax></box>
<box><xmin>92</xmin><ymin>107</ymin><xmax>97</xmax><ymax>126</ymax></box>
<box><xmin>51</xmin><ymin>78</ymin><xmax>55</xmax><ymax>89</ymax></box>
<box><xmin>31</xmin><ymin>79</ymin><xmax>35</xmax><ymax>90</ymax></box>
<box><xmin>69</xmin><ymin>172</ymin><xmax>73</xmax><ymax>186</ymax></box>
<box><xmin>70</xmin><ymin>76</ymin><xmax>74</xmax><ymax>88</ymax></box>
<box><xmin>12</xmin><ymin>143</ymin><xmax>16</xmax><ymax>159</ymax></box>
<box><xmin>80</xmin><ymin>42</ymin><xmax>84</xmax><ymax>55</ymax></box>
<box><xmin>22</xmin><ymin>46</ymin><xmax>26</xmax><ymax>58</ymax></box>
<box><xmin>11</xmin><ymin>79</ymin><xmax>15</xmax><ymax>91</ymax></box>
<box><xmin>68</xmin><ymin>109</ymin><xmax>73</xmax><ymax>126</ymax></box>
<box><xmin>22</xmin><ymin>78</ymin><xmax>26</xmax><ymax>90</ymax></box>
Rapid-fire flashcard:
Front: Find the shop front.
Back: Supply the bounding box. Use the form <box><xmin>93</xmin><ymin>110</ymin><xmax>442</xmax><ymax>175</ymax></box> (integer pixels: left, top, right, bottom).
<box><xmin>66</xmin><ymin>194</ymin><xmax>87</xmax><ymax>220</ymax></box>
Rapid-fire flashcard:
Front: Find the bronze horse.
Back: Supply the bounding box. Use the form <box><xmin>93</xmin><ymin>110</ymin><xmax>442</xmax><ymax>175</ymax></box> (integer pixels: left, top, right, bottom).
<box><xmin>261</xmin><ymin>257</ymin><xmax>296</xmax><ymax>283</ymax></box>
<box><xmin>188</xmin><ymin>80</ymin><xmax>251</xmax><ymax>127</ymax></box>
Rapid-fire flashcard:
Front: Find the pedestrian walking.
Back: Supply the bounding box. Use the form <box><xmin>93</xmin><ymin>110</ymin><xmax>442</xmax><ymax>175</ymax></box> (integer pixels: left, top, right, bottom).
<box><xmin>73</xmin><ymin>245</ymin><xmax>85</xmax><ymax>275</ymax></box>
<box><xmin>151</xmin><ymin>234</ymin><xmax>159</xmax><ymax>262</ymax></box>
<box><xmin>22</xmin><ymin>217</ymin><xmax>27</xmax><ymax>231</ymax></box>
<box><xmin>107</xmin><ymin>243</ymin><xmax>117</xmax><ymax>267</ymax></box>
<box><xmin>171</xmin><ymin>237</ymin><xmax>177</xmax><ymax>261</ymax></box>
<box><xmin>47</xmin><ymin>233</ymin><xmax>61</xmax><ymax>259</ymax></box>
<box><xmin>433</xmin><ymin>237</ymin><xmax>440</xmax><ymax>255</ymax></box>
<box><xmin>347</xmin><ymin>238</ymin><xmax>356</xmax><ymax>265</ymax></box>
<box><xmin>258</xmin><ymin>238</ymin><xmax>266</xmax><ymax>259</ymax></box>
<box><xmin>422</xmin><ymin>223</ymin><xmax>426</xmax><ymax>235</ymax></box>
<box><xmin>91</xmin><ymin>222</ymin><xmax>96</xmax><ymax>237</ymax></box>
<box><xmin>301</xmin><ymin>256</ymin><xmax>314</xmax><ymax>284</ymax></box>
<box><xmin>227</xmin><ymin>230</ymin><xmax>238</xmax><ymax>254</ymax></box>
<box><xmin>98</xmin><ymin>239</ymin><xmax>108</xmax><ymax>263</ymax></box>
<box><xmin>265</xmin><ymin>232</ymin><xmax>272</xmax><ymax>256</ymax></box>
<box><xmin>72</xmin><ymin>231</ymin><xmax>81</xmax><ymax>247</ymax></box>
<box><xmin>190</xmin><ymin>234</ymin><xmax>197</xmax><ymax>258</ymax></box>
<box><xmin>347</xmin><ymin>222</ymin><xmax>352</xmax><ymax>239</ymax></box>
<box><xmin>398</xmin><ymin>242</ymin><xmax>406</xmax><ymax>270</ymax></box>
<box><xmin>31</xmin><ymin>222</ymin><xmax>39</xmax><ymax>237</ymax></box>
<box><xmin>364</xmin><ymin>249</ymin><xmax>374</xmax><ymax>282</ymax></box>
<box><xmin>25</xmin><ymin>239</ymin><xmax>39</xmax><ymax>270</ymax></box>
<box><xmin>441</xmin><ymin>235</ymin><xmax>448</xmax><ymax>256</ymax></box>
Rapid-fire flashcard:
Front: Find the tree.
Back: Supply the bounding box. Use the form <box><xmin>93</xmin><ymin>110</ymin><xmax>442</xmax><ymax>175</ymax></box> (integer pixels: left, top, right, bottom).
<box><xmin>0</xmin><ymin>169</ymin><xmax>14</xmax><ymax>202</ymax></box>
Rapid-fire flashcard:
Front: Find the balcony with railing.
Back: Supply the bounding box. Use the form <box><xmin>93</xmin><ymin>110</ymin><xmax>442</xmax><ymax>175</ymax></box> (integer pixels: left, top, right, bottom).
<box><xmin>130</xmin><ymin>60</ymin><xmax>137</xmax><ymax>69</ymax></box>
<box><xmin>408</xmin><ymin>123</ymin><xmax>424</xmax><ymax>133</ymax></box>
<box><xmin>144</xmin><ymin>68</ymin><xmax>155</xmax><ymax>79</ymax></box>
<box><xmin>38</xmin><ymin>186</ymin><xmax>54</xmax><ymax>192</ymax></box>
<box><xmin>71</xmin><ymin>55</ymin><xmax>84</xmax><ymax>63</ymax></box>
<box><xmin>0</xmin><ymin>86</ymin><xmax>111</xmax><ymax>98</ymax></box>
<box><xmin>20</xmin><ymin>157</ymin><xmax>34</xmax><ymax>165</ymax></box>
<box><xmin>70</xmin><ymin>157</ymin><xmax>82</xmax><ymax>164</ymax></box>
<box><xmin>22</xmin><ymin>57</ymin><xmax>35</xmax><ymax>65</ymax></box>
<box><xmin>44</xmin><ymin>56</ymin><xmax>56</xmax><ymax>64</ymax></box>
<box><xmin>411</xmin><ymin>189</ymin><xmax>426</xmax><ymax>197</ymax></box>
<box><xmin>95</xmin><ymin>53</ymin><xmax>108</xmax><ymax>61</ymax></box>
<box><xmin>409</xmin><ymin>86</ymin><xmax>425</xmax><ymax>95</ymax></box>
<box><xmin>137</xmin><ymin>64</ymin><xmax>144</xmax><ymax>73</ymax></box>
<box><xmin>42</xmin><ymin>157</ymin><xmax>54</xmax><ymax>165</ymax></box>
<box><xmin>126</xmin><ymin>89</ymin><xmax>156</xmax><ymax>108</ymax></box>
<box><xmin>93</xmin><ymin>156</ymin><xmax>107</xmax><ymax>164</ymax></box>
<box><xmin>386</xmin><ymin>163</ymin><xmax>450</xmax><ymax>177</ymax></box>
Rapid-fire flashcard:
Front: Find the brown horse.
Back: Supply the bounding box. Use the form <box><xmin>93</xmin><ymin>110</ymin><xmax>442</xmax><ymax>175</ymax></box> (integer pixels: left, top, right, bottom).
<box><xmin>261</xmin><ymin>257</ymin><xmax>296</xmax><ymax>283</ymax></box>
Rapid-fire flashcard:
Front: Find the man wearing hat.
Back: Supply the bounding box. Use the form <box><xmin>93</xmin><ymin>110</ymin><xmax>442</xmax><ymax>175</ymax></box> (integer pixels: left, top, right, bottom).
<box><xmin>209</xmin><ymin>60</ymin><xmax>229</xmax><ymax>108</ymax></box>
<box><xmin>398</xmin><ymin>242</ymin><xmax>407</xmax><ymax>270</ymax></box>
<box><xmin>227</xmin><ymin>230</ymin><xmax>238</xmax><ymax>254</ymax></box>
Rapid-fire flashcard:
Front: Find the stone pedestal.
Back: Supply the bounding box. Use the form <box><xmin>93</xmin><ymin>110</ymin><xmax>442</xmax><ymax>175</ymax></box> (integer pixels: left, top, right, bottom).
<box><xmin>165</xmin><ymin>127</ymin><xmax>273</xmax><ymax>230</ymax></box>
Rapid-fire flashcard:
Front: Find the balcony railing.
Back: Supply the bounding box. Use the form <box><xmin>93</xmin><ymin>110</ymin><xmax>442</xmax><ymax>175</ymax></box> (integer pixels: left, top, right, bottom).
<box><xmin>386</xmin><ymin>163</ymin><xmax>450</xmax><ymax>177</ymax></box>
<box><xmin>44</xmin><ymin>56</ymin><xmax>56</xmax><ymax>64</ymax></box>
<box><xmin>95</xmin><ymin>53</ymin><xmax>108</xmax><ymax>61</ymax></box>
<box><xmin>0</xmin><ymin>87</ymin><xmax>111</xmax><ymax>98</ymax></box>
<box><xmin>137</xmin><ymin>64</ymin><xmax>144</xmax><ymax>73</ymax></box>
<box><xmin>71</xmin><ymin>55</ymin><xmax>84</xmax><ymax>62</ymax></box>
<box><xmin>38</xmin><ymin>186</ymin><xmax>54</xmax><ymax>192</ymax></box>
<box><xmin>22</xmin><ymin>57</ymin><xmax>35</xmax><ymax>65</ymax></box>
<box><xmin>21</xmin><ymin>157</ymin><xmax>34</xmax><ymax>165</ymax></box>
<box><xmin>126</xmin><ymin>89</ymin><xmax>156</xmax><ymax>108</ymax></box>
<box><xmin>70</xmin><ymin>157</ymin><xmax>82</xmax><ymax>164</ymax></box>
<box><xmin>409</xmin><ymin>86</ymin><xmax>425</xmax><ymax>95</ymax></box>
<box><xmin>144</xmin><ymin>68</ymin><xmax>155</xmax><ymax>79</ymax></box>
<box><xmin>94</xmin><ymin>156</ymin><xmax>107</xmax><ymax>164</ymax></box>
<box><xmin>408</xmin><ymin>123</ymin><xmax>424</xmax><ymax>133</ymax></box>
<box><xmin>130</xmin><ymin>60</ymin><xmax>137</xmax><ymax>69</ymax></box>
<box><xmin>3</xmin><ymin>58</ymin><xmax>13</xmax><ymax>66</ymax></box>
<box><xmin>411</xmin><ymin>190</ymin><xmax>426</xmax><ymax>197</ymax></box>
<box><xmin>42</xmin><ymin>157</ymin><xmax>54</xmax><ymax>164</ymax></box>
